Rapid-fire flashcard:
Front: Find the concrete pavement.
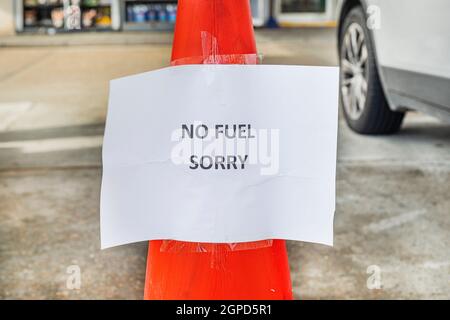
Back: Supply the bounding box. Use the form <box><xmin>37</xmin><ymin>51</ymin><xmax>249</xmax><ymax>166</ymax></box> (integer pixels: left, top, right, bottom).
<box><xmin>0</xmin><ymin>29</ymin><xmax>449</xmax><ymax>299</ymax></box>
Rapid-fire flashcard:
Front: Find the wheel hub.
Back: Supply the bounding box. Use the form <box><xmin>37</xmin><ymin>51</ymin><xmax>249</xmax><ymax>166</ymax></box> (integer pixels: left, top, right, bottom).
<box><xmin>340</xmin><ymin>22</ymin><xmax>369</xmax><ymax>121</ymax></box>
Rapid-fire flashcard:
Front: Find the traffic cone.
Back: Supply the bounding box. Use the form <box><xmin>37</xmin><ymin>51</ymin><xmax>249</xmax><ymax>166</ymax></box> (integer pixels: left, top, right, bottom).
<box><xmin>144</xmin><ymin>0</ymin><xmax>293</xmax><ymax>300</ymax></box>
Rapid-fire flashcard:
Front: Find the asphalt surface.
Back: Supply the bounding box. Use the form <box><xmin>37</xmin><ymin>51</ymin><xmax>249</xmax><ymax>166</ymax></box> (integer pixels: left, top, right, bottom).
<box><xmin>0</xmin><ymin>29</ymin><xmax>449</xmax><ymax>299</ymax></box>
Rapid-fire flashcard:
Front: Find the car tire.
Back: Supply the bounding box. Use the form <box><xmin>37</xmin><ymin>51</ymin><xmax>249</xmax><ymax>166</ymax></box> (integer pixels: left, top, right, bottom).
<box><xmin>339</xmin><ymin>6</ymin><xmax>405</xmax><ymax>134</ymax></box>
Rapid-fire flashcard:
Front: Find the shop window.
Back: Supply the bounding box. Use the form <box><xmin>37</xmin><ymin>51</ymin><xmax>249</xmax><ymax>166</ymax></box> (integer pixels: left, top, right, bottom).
<box><xmin>122</xmin><ymin>0</ymin><xmax>177</xmax><ymax>31</ymax></box>
<box><xmin>21</xmin><ymin>0</ymin><xmax>113</xmax><ymax>32</ymax></box>
<box><xmin>281</xmin><ymin>0</ymin><xmax>326</xmax><ymax>13</ymax></box>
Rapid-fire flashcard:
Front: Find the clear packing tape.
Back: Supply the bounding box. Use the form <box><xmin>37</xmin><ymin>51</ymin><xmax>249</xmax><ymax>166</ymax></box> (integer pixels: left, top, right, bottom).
<box><xmin>161</xmin><ymin>239</ymin><xmax>274</xmax><ymax>253</ymax></box>
<box><xmin>171</xmin><ymin>31</ymin><xmax>261</xmax><ymax>66</ymax></box>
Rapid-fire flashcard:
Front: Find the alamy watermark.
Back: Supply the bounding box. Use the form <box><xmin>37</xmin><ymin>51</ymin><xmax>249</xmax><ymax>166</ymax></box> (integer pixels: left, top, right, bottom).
<box><xmin>366</xmin><ymin>5</ymin><xmax>381</xmax><ymax>30</ymax></box>
<box><xmin>366</xmin><ymin>265</ymin><xmax>382</xmax><ymax>290</ymax></box>
<box><xmin>66</xmin><ymin>264</ymin><xmax>81</xmax><ymax>290</ymax></box>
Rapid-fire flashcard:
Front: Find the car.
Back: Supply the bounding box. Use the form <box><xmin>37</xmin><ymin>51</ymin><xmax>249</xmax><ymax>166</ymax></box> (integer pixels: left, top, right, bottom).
<box><xmin>336</xmin><ymin>0</ymin><xmax>450</xmax><ymax>134</ymax></box>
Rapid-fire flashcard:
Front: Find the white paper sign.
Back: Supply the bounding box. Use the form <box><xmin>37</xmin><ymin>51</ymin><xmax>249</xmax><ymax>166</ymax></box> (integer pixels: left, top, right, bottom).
<box><xmin>101</xmin><ymin>65</ymin><xmax>339</xmax><ymax>249</ymax></box>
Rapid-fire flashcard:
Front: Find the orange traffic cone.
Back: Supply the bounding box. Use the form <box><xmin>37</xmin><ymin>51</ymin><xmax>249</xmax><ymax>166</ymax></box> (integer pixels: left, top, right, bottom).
<box><xmin>144</xmin><ymin>0</ymin><xmax>293</xmax><ymax>300</ymax></box>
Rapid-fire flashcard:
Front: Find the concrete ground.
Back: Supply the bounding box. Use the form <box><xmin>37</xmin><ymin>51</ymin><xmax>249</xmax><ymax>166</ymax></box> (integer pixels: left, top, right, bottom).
<box><xmin>0</xmin><ymin>29</ymin><xmax>449</xmax><ymax>299</ymax></box>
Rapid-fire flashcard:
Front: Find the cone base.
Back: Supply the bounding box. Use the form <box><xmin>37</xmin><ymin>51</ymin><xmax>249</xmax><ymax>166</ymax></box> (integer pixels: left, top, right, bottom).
<box><xmin>144</xmin><ymin>240</ymin><xmax>293</xmax><ymax>300</ymax></box>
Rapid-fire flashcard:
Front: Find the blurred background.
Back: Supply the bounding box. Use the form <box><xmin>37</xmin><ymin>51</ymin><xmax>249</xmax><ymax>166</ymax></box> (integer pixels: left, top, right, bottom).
<box><xmin>0</xmin><ymin>0</ymin><xmax>449</xmax><ymax>299</ymax></box>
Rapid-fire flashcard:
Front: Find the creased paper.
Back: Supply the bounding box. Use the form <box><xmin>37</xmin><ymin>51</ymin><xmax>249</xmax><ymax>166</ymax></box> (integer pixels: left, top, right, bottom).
<box><xmin>101</xmin><ymin>65</ymin><xmax>339</xmax><ymax>249</ymax></box>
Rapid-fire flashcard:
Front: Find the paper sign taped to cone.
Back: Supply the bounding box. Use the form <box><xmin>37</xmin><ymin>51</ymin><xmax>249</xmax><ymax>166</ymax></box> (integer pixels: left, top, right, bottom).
<box><xmin>101</xmin><ymin>64</ymin><xmax>339</xmax><ymax>249</ymax></box>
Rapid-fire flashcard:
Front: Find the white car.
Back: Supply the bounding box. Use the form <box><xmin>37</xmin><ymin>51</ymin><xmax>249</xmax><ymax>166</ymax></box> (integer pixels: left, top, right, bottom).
<box><xmin>337</xmin><ymin>0</ymin><xmax>450</xmax><ymax>134</ymax></box>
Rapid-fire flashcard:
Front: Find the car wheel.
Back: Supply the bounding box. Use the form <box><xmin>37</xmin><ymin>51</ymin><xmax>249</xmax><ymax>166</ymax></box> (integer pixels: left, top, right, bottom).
<box><xmin>339</xmin><ymin>6</ymin><xmax>405</xmax><ymax>134</ymax></box>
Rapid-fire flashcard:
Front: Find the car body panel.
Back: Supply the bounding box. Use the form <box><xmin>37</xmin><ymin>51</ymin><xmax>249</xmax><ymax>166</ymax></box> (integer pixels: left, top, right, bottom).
<box><xmin>337</xmin><ymin>0</ymin><xmax>450</xmax><ymax>121</ymax></box>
